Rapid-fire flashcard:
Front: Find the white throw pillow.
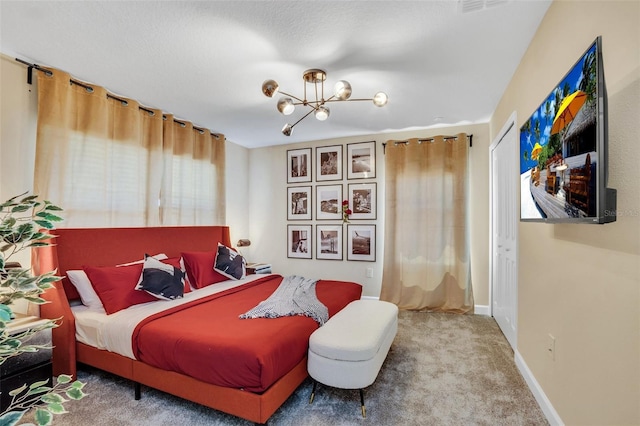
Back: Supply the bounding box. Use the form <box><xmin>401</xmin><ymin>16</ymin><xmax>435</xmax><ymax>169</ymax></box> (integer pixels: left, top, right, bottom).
<box><xmin>67</xmin><ymin>270</ymin><xmax>104</xmax><ymax>310</ymax></box>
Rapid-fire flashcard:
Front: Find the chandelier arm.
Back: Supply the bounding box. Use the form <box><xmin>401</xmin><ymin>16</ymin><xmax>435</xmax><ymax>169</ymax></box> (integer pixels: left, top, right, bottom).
<box><xmin>323</xmin><ymin>98</ymin><xmax>374</xmax><ymax>103</ymax></box>
<box><xmin>290</xmin><ymin>108</ymin><xmax>316</xmax><ymax>129</ymax></box>
<box><xmin>277</xmin><ymin>90</ymin><xmax>306</xmax><ymax>104</ymax></box>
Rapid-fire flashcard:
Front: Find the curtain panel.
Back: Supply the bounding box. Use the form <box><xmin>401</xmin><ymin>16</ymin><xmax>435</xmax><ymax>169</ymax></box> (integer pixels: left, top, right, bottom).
<box><xmin>380</xmin><ymin>134</ymin><xmax>473</xmax><ymax>313</ymax></box>
<box><xmin>34</xmin><ymin>68</ymin><xmax>225</xmax><ymax>227</ymax></box>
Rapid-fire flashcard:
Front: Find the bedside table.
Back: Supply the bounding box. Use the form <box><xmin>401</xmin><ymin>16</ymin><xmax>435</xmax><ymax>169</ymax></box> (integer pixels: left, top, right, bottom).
<box><xmin>0</xmin><ymin>315</ymin><xmax>53</xmax><ymax>411</ymax></box>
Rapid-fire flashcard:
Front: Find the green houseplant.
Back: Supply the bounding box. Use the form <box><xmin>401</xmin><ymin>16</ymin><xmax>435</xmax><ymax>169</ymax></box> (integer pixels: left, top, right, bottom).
<box><xmin>0</xmin><ymin>193</ymin><xmax>87</xmax><ymax>426</ymax></box>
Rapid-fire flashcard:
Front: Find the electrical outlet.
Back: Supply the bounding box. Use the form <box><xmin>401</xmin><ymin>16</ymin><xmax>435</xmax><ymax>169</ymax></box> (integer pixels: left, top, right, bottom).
<box><xmin>547</xmin><ymin>334</ymin><xmax>556</xmax><ymax>360</ymax></box>
<box><xmin>366</xmin><ymin>268</ymin><xmax>373</xmax><ymax>278</ymax></box>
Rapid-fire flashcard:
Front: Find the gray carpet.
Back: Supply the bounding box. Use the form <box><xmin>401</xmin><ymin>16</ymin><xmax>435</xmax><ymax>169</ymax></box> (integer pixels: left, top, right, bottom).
<box><xmin>29</xmin><ymin>312</ymin><xmax>548</xmax><ymax>425</ymax></box>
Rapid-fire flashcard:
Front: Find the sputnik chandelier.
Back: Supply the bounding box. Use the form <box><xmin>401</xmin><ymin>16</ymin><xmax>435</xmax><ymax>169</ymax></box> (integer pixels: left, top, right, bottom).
<box><xmin>261</xmin><ymin>68</ymin><xmax>388</xmax><ymax>136</ymax></box>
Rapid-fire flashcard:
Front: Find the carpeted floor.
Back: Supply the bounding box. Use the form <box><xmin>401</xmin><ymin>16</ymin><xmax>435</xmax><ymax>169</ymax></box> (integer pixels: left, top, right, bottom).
<box><xmin>29</xmin><ymin>311</ymin><xmax>548</xmax><ymax>425</ymax></box>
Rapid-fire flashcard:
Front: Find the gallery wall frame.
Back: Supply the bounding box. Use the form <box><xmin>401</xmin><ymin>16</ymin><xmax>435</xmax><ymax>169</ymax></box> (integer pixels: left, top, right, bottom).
<box><xmin>346</xmin><ymin>224</ymin><xmax>376</xmax><ymax>261</ymax></box>
<box><xmin>287</xmin><ymin>186</ymin><xmax>312</xmax><ymax>220</ymax></box>
<box><xmin>287</xmin><ymin>224</ymin><xmax>312</xmax><ymax>259</ymax></box>
<box><xmin>316</xmin><ymin>145</ymin><xmax>343</xmax><ymax>181</ymax></box>
<box><xmin>316</xmin><ymin>224</ymin><xmax>343</xmax><ymax>260</ymax></box>
<box><xmin>348</xmin><ymin>182</ymin><xmax>377</xmax><ymax>220</ymax></box>
<box><xmin>347</xmin><ymin>141</ymin><xmax>376</xmax><ymax>179</ymax></box>
<box><xmin>287</xmin><ymin>148</ymin><xmax>312</xmax><ymax>183</ymax></box>
<box><xmin>316</xmin><ymin>184</ymin><xmax>343</xmax><ymax>220</ymax></box>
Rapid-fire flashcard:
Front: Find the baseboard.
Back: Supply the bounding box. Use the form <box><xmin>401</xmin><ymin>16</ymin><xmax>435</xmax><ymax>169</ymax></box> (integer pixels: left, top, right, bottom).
<box><xmin>474</xmin><ymin>305</ymin><xmax>490</xmax><ymax>316</ymax></box>
<box><xmin>363</xmin><ymin>299</ymin><xmax>490</xmax><ymax>315</ymax></box>
<box><xmin>514</xmin><ymin>350</ymin><xmax>564</xmax><ymax>426</ymax></box>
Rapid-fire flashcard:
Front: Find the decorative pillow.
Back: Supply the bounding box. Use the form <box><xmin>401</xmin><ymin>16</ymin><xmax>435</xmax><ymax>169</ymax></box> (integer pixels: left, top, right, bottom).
<box><xmin>83</xmin><ymin>263</ymin><xmax>157</xmax><ymax>315</ymax></box>
<box><xmin>213</xmin><ymin>243</ymin><xmax>246</xmax><ymax>280</ymax></box>
<box><xmin>68</xmin><ymin>253</ymin><xmax>170</xmax><ymax>310</ymax></box>
<box><xmin>163</xmin><ymin>257</ymin><xmax>191</xmax><ymax>294</ymax></box>
<box><xmin>134</xmin><ymin>255</ymin><xmax>185</xmax><ymax>300</ymax></box>
<box><xmin>181</xmin><ymin>251</ymin><xmax>229</xmax><ymax>289</ymax></box>
<box><xmin>67</xmin><ymin>270</ymin><xmax>104</xmax><ymax>310</ymax></box>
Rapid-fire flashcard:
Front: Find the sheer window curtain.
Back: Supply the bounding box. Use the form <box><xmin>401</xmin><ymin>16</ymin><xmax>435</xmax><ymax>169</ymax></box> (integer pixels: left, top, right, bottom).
<box><xmin>380</xmin><ymin>134</ymin><xmax>474</xmax><ymax>313</ymax></box>
<box><xmin>34</xmin><ymin>68</ymin><xmax>225</xmax><ymax>227</ymax></box>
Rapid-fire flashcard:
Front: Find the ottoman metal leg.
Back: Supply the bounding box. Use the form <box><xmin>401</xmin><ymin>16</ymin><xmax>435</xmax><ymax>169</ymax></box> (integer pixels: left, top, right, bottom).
<box><xmin>309</xmin><ymin>380</ymin><xmax>317</xmax><ymax>404</ymax></box>
<box><xmin>360</xmin><ymin>389</ymin><xmax>366</xmax><ymax>418</ymax></box>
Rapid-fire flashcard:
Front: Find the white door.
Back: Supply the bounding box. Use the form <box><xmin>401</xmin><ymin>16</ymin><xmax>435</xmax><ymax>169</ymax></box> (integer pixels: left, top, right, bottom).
<box><xmin>490</xmin><ymin>113</ymin><xmax>518</xmax><ymax>350</ymax></box>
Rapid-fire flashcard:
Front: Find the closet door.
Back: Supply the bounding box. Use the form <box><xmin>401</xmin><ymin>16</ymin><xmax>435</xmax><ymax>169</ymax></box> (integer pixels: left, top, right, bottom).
<box><xmin>490</xmin><ymin>115</ymin><xmax>518</xmax><ymax>350</ymax></box>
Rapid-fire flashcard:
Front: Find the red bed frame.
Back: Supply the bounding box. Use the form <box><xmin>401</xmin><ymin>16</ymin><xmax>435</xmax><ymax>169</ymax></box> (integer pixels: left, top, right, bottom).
<box><xmin>33</xmin><ymin>226</ymin><xmax>309</xmax><ymax>424</ymax></box>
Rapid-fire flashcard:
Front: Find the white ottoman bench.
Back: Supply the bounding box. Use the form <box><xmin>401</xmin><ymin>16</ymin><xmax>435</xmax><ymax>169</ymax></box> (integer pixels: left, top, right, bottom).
<box><xmin>307</xmin><ymin>299</ymin><xmax>398</xmax><ymax>418</ymax></box>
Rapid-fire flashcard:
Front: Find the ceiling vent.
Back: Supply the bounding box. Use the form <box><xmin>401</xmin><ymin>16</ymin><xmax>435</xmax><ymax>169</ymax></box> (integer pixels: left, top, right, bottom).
<box><xmin>459</xmin><ymin>0</ymin><xmax>509</xmax><ymax>14</ymax></box>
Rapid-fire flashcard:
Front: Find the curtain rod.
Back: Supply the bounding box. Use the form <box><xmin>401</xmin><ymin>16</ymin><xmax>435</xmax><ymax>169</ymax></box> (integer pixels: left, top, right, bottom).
<box><xmin>15</xmin><ymin>58</ymin><xmax>222</xmax><ymax>139</ymax></box>
<box><xmin>382</xmin><ymin>134</ymin><xmax>473</xmax><ymax>154</ymax></box>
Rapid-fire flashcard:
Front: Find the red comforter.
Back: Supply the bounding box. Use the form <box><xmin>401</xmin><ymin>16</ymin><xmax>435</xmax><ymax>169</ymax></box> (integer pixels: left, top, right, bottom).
<box><xmin>132</xmin><ymin>275</ymin><xmax>362</xmax><ymax>392</ymax></box>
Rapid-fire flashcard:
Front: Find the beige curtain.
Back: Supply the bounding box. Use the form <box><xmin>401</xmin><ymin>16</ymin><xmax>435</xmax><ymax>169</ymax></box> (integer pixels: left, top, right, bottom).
<box><xmin>160</xmin><ymin>117</ymin><xmax>226</xmax><ymax>225</ymax></box>
<box><xmin>34</xmin><ymin>68</ymin><xmax>225</xmax><ymax>227</ymax></box>
<box><xmin>380</xmin><ymin>134</ymin><xmax>474</xmax><ymax>313</ymax></box>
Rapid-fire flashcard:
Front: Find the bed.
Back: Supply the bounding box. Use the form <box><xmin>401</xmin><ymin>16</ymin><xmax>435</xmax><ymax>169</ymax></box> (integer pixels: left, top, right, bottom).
<box><xmin>33</xmin><ymin>226</ymin><xmax>362</xmax><ymax>424</ymax></box>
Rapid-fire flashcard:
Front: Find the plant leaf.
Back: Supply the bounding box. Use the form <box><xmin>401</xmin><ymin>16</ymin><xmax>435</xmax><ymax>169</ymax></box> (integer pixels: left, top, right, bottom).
<box><xmin>56</xmin><ymin>374</ymin><xmax>72</xmax><ymax>384</ymax></box>
<box><xmin>34</xmin><ymin>408</ymin><xmax>54</xmax><ymax>425</ymax></box>
<box><xmin>8</xmin><ymin>383</ymin><xmax>28</xmax><ymax>396</ymax></box>
<box><xmin>70</xmin><ymin>380</ymin><xmax>85</xmax><ymax>389</ymax></box>
<box><xmin>46</xmin><ymin>402</ymin><xmax>68</xmax><ymax>415</ymax></box>
<box><xmin>33</xmin><ymin>220</ymin><xmax>54</xmax><ymax>230</ymax></box>
<box><xmin>0</xmin><ymin>410</ymin><xmax>25</xmax><ymax>426</ymax></box>
<box><xmin>29</xmin><ymin>379</ymin><xmax>51</xmax><ymax>389</ymax></box>
<box><xmin>10</xmin><ymin>205</ymin><xmax>31</xmax><ymax>213</ymax></box>
<box><xmin>41</xmin><ymin>393</ymin><xmax>66</xmax><ymax>404</ymax></box>
<box><xmin>66</xmin><ymin>387</ymin><xmax>86</xmax><ymax>400</ymax></box>
<box><xmin>43</xmin><ymin>204</ymin><xmax>63</xmax><ymax>211</ymax></box>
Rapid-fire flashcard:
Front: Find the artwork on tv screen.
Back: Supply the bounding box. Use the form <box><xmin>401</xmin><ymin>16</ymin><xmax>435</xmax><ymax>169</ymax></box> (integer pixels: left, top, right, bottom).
<box><xmin>519</xmin><ymin>36</ymin><xmax>615</xmax><ymax>223</ymax></box>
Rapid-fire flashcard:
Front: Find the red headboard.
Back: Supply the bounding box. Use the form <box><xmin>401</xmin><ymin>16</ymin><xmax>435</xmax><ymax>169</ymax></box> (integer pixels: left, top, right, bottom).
<box><xmin>35</xmin><ymin>226</ymin><xmax>231</xmax><ymax>301</ymax></box>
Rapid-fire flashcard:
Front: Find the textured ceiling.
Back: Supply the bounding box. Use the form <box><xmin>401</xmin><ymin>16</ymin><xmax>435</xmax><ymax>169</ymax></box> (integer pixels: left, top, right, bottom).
<box><xmin>0</xmin><ymin>1</ymin><xmax>551</xmax><ymax>148</ymax></box>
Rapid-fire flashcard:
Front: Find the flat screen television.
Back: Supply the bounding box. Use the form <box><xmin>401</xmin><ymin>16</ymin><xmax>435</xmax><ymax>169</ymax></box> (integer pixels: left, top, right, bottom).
<box><xmin>519</xmin><ymin>36</ymin><xmax>616</xmax><ymax>224</ymax></box>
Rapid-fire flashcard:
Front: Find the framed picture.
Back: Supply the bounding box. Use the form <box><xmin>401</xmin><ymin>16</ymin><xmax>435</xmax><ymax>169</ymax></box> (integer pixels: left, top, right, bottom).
<box><xmin>287</xmin><ymin>148</ymin><xmax>312</xmax><ymax>183</ymax></box>
<box><xmin>287</xmin><ymin>186</ymin><xmax>312</xmax><ymax>220</ymax></box>
<box><xmin>316</xmin><ymin>184</ymin><xmax>342</xmax><ymax>220</ymax></box>
<box><xmin>347</xmin><ymin>141</ymin><xmax>376</xmax><ymax>179</ymax></box>
<box><xmin>347</xmin><ymin>224</ymin><xmax>375</xmax><ymax>262</ymax></box>
<box><xmin>316</xmin><ymin>225</ymin><xmax>343</xmax><ymax>260</ymax></box>
<box><xmin>348</xmin><ymin>183</ymin><xmax>377</xmax><ymax>220</ymax></box>
<box><xmin>316</xmin><ymin>145</ymin><xmax>342</xmax><ymax>181</ymax></box>
<box><xmin>288</xmin><ymin>224</ymin><xmax>312</xmax><ymax>259</ymax></box>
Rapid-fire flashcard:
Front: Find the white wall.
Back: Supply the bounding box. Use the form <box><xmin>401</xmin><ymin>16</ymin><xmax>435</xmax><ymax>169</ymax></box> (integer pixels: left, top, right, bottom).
<box><xmin>247</xmin><ymin>122</ymin><xmax>490</xmax><ymax>302</ymax></box>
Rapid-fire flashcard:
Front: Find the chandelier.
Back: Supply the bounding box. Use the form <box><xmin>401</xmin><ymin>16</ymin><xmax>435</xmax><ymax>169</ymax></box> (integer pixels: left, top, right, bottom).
<box><xmin>261</xmin><ymin>69</ymin><xmax>388</xmax><ymax>136</ymax></box>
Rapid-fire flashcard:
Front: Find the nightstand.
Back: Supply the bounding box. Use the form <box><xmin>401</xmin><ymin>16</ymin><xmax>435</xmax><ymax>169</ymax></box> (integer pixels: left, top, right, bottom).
<box><xmin>246</xmin><ymin>263</ymin><xmax>272</xmax><ymax>275</ymax></box>
<box><xmin>0</xmin><ymin>315</ymin><xmax>53</xmax><ymax>411</ymax></box>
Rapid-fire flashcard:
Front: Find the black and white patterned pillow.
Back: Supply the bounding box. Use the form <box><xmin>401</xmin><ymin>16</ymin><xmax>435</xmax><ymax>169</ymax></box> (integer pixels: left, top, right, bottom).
<box><xmin>135</xmin><ymin>254</ymin><xmax>185</xmax><ymax>300</ymax></box>
<box><xmin>213</xmin><ymin>243</ymin><xmax>246</xmax><ymax>280</ymax></box>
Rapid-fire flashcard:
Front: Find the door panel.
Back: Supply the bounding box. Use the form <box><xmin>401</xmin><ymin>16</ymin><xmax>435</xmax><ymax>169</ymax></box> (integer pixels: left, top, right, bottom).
<box><xmin>491</xmin><ymin>120</ymin><xmax>518</xmax><ymax>349</ymax></box>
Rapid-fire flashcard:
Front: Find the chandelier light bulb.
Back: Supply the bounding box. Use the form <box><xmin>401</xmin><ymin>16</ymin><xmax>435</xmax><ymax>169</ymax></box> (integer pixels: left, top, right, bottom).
<box><xmin>315</xmin><ymin>106</ymin><xmax>330</xmax><ymax>121</ymax></box>
<box><xmin>262</xmin><ymin>79</ymin><xmax>279</xmax><ymax>98</ymax></box>
<box><xmin>282</xmin><ymin>123</ymin><xmax>293</xmax><ymax>136</ymax></box>
<box><xmin>334</xmin><ymin>80</ymin><xmax>352</xmax><ymax>100</ymax></box>
<box><xmin>277</xmin><ymin>97</ymin><xmax>295</xmax><ymax>115</ymax></box>
<box><xmin>373</xmin><ymin>92</ymin><xmax>388</xmax><ymax>107</ymax></box>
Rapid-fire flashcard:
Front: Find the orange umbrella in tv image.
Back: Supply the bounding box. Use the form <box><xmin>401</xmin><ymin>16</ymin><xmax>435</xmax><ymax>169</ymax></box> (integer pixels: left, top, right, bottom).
<box><xmin>551</xmin><ymin>90</ymin><xmax>587</xmax><ymax>135</ymax></box>
<box><xmin>531</xmin><ymin>142</ymin><xmax>543</xmax><ymax>160</ymax></box>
